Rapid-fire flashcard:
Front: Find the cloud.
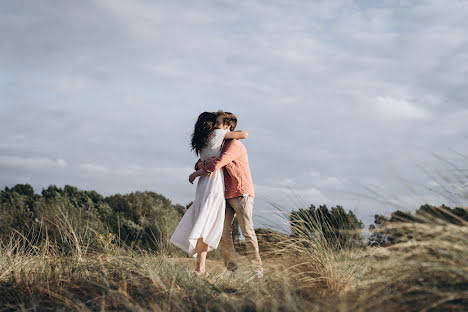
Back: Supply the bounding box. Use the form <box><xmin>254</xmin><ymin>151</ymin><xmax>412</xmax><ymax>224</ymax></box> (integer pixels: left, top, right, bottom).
<box><xmin>255</xmin><ymin>184</ymin><xmax>329</xmax><ymax>208</ymax></box>
<box><xmin>79</xmin><ymin>163</ymin><xmax>109</xmax><ymax>174</ymax></box>
<box><xmin>56</xmin><ymin>158</ymin><xmax>68</xmax><ymax>167</ymax></box>
<box><xmin>305</xmin><ymin>171</ymin><xmax>343</xmax><ymax>187</ymax></box>
<box><xmin>374</xmin><ymin>96</ymin><xmax>432</xmax><ymax>120</ymax></box>
<box><xmin>0</xmin><ymin>155</ymin><xmax>68</xmax><ymax>169</ymax></box>
<box><xmin>115</xmin><ymin>164</ymin><xmax>192</xmax><ymax>179</ymax></box>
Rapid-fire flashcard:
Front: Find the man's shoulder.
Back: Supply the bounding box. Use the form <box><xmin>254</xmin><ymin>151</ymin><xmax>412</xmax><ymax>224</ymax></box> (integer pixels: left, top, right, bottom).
<box><xmin>225</xmin><ymin>139</ymin><xmax>246</xmax><ymax>149</ymax></box>
<box><xmin>221</xmin><ymin>140</ymin><xmax>246</xmax><ymax>158</ymax></box>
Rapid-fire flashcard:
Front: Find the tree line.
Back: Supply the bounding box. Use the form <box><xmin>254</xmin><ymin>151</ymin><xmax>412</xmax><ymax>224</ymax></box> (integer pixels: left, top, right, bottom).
<box><xmin>0</xmin><ymin>184</ymin><xmax>187</xmax><ymax>255</ymax></box>
<box><xmin>1</xmin><ymin>184</ymin><xmax>465</xmax><ymax>254</ymax></box>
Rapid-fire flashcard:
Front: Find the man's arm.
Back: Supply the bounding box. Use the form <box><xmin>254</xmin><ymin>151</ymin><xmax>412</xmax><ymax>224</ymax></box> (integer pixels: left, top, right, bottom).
<box><xmin>204</xmin><ymin>141</ymin><xmax>242</xmax><ymax>173</ymax></box>
<box><xmin>224</xmin><ymin>130</ymin><xmax>248</xmax><ymax>140</ymax></box>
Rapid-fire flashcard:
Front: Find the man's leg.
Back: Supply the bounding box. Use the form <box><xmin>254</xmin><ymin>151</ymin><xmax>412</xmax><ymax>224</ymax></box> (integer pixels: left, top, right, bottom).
<box><xmin>228</xmin><ymin>196</ymin><xmax>263</xmax><ymax>271</ymax></box>
<box><xmin>220</xmin><ymin>200</ymin><xmax>238</xmax><ymax>271</ymax></box>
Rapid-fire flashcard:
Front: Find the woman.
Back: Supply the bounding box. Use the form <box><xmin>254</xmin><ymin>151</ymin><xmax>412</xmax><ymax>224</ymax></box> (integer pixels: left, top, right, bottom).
<box><xmin>170</xmin><ymin>111</ymin><xmax>248</xmax><ymax>276</ymax></box>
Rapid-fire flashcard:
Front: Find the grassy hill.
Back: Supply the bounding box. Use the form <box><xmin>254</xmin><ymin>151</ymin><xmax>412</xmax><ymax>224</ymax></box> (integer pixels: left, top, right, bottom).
<box><xmin>0</xmin><ymin>184</ymin><xmax>466</xmax><ymax>311</ymax></box>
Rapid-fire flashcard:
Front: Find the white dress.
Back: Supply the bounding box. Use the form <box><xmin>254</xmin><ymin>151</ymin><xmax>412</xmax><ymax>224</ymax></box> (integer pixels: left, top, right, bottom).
<box><xmin>170</xmin><ymin>129</ymin><xmax>228</xmax><ymax>257</ymax></box>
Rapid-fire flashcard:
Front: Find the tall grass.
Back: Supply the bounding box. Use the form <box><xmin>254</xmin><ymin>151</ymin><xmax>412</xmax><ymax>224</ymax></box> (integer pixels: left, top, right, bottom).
<box><xmin>0</xmin><ymin>204</ymin><xmax>360</xmax><ymax>311</ymax></box>
<box><xmin>0</xmin><ymin>203</ymin><xmax>466</xmax><ymax>311</ymax></box>
<box><xmin>0</xmin><ymin>155</ymin><xmax>466</xmax><ymax>311</ymax></box>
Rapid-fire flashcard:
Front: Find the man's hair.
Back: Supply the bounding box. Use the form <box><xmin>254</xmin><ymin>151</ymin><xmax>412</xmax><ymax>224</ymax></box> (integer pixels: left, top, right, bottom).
<box><xmin>217</xmin><ymin>110</ymin><xmax>237</xmax><ymax>131</ymax></box>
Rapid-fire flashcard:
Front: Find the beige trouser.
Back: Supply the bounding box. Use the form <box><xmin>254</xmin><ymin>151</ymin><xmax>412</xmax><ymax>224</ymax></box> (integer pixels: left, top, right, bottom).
<box><xmin>220</xmin><ymin>195</ymin><xmax>263</xmax><ymax>272</ymax></box>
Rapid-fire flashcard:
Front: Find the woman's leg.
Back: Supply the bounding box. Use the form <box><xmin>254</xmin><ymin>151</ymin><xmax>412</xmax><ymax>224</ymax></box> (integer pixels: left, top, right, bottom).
<box><xmin>195</xmin><ymin>237</ymin><xmax>209</xmax><ymax>273</ymax></box>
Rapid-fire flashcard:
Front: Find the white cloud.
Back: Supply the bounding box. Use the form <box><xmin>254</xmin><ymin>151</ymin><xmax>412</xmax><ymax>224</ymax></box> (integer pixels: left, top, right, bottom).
<box><xmin>255</xmin><ymin>184</ymin><xmax>329</xmax><ymax>208</ymax></box>
<box><xmin>374</xmin><ymin>96</ymin><xmax>432</xmax><ymax>120</ymax></box>
<box><xmin>0</xmin><ymin>155</ymin><xmax>68</xmax><ymax>170</ymax></box>
<box><xmin>304</xmin><ymin>171</ymin><xmax>343</xmax><ymax>187</ymax></box>
<box><xmin>79</xmin><ymin>163</ymin><xmax>109</xmax><ymax>173</ymax></box>
<box><xmin>56</xmin><ymin>158</ymin><xmax>68</xmax><ymax>167</ymax></box>
<box><xmin>278</xmin><ymin>178</ymin><xmax>295</xmax><ymax>187</ymax></box>
<box><xmin>116</xmin><ymin>165</ymin><xmax>192</xmax><ymax>178</ymax></box>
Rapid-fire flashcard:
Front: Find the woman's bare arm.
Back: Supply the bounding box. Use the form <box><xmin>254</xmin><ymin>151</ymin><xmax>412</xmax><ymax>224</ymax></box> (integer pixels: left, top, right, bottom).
<box><xmin>224</xmin><ymin>130</ymin><xmax>248</xmax><ymax>140</ymax></box>
<box><xmin>188</xmin><ymin>168</ymin><xmax>209</xmax><ymax>184</ymax></box>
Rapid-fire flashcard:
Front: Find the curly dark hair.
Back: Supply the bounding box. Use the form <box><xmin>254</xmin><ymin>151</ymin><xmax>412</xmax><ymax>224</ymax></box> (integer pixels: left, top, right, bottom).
<box><xmin>191</xmin><ymin>112</ymin><xmax>217</xmax><ymax>155</ymax></box>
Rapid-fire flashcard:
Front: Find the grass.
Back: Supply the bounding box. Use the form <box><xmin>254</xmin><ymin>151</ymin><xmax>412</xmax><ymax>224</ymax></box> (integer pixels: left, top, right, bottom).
<box><xmin>1</xmin><ymin>212</ymin><xmax>466</xmax><ymax>312</ymax></box>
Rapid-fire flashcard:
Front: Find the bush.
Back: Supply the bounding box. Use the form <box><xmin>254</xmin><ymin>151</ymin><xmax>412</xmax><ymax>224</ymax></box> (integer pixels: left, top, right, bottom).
<box><xmin>105</xmin><ymin>191</ymin><xmax>185</xmax><ymax>255</ymax></box>
<box><xmin>369</xmin><ymin>204</ymin><xmax>468</xmax><ymax>246</ymax></box>
<box><xmin>290</xmin><ymin>204</ymin><xmax>364</xmax><ymax>249</ymax></box>
<box><xmin>0</xmin><ymin>184</ymin><xmax>187</xmax><ymax>256</ymax></box>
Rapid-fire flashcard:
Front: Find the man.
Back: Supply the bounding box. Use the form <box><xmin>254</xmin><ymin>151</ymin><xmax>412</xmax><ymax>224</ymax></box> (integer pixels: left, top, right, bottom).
<box><xmin>195</xmin><ymin>110</ymin><xmax>264</xmax><ymax>279</ymax></box>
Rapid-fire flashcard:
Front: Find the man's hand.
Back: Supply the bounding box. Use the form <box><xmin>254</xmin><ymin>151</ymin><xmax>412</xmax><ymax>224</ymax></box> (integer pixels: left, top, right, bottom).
<box><xmin>204</xmin><ymin>157</ymin><xmax>216</xmax><ymax>168</ymax></box>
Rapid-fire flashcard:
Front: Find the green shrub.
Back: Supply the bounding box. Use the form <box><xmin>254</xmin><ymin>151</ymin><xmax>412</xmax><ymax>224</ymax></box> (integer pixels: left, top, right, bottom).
<box><xmin>290</xmin><ymin>204</ymin><xmax>364</xmax><ymax>249</ymax></box>
<box><xmin>0</xmin><ymin>184</ymin><xmax>187</xmax><ymax>256</ymax></box>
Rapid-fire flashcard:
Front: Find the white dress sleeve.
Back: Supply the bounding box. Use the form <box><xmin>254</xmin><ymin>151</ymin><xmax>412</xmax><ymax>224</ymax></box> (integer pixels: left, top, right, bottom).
<box><xmin>211</xmin><ymin>129</ymin><xmax>228</xmax><ymax>147</ymax></box>
<box><xmin>200</xmin><ymin>129</ymin><xmax>228</xmax><ymax>160</ymax></box>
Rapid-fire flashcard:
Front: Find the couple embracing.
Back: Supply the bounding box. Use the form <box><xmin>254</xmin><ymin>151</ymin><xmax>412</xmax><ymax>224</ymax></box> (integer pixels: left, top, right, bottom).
<box><xmin>170</xmin><ymin>110</ymin><xmax>263</xmax><ymax>279</ymax></box>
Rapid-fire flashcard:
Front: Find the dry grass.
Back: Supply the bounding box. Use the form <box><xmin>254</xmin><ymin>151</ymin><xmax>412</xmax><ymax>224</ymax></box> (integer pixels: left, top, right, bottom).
<box><xmin>347</xmin><ymin>221</ymin><xmax>468</xmax><ymax>312</ymax></box>
<box><xmin>0</xmin><ymin>200</ymin><xmax>467</xmax><ymax>311</ymax></box>
<box><xmin>0</xmin><ymin>235</ymin><xmax>324</xmax><ymax>311</ymax></box>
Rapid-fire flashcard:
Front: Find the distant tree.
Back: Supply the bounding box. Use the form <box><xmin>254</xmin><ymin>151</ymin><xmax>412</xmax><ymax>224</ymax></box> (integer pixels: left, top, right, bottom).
<box><xmin>255</xmin><ymin>228</ymin><xmax>289</xmax><ymax>253</ymax></box>
<box><xmin>0</xmin><ymin>184</ymin><xmax>187</xmax><ymax>256</ymax></box>
<box><xmin>174</xmin><ymin>204</ymin><xmax>187</xmax><ymax>216</ymax></box>
<box><xmin>416</xmin><ymin>204</ymin><xmax>468</xmax><ymax>225</ymax></box>
<box><xmin>41</xmin><ymin>185</ymin><xmax>62</xmax><ymax>199</ymax></box>
<box><xmin>368</xmin><ymin>204</ymin><xmax>468</xmax><ymax>246</ymax></box>
<box><xmin>0</xmin><ymin>186</ymin><xmax>36</xmax><ymax>238</ymax></box>
<box><xmin>290</xmin><ymin>204</ymin><xmax>364</xmax><ymax>249</ymax></box>
<box><xmin>10</xmin><ymin>184</ymin><xmax>35</xmax><ymax>197</ymax></box>
<box><xmin>34</xmin><ymin>185</ymin><xmax>114</xmax><ymax>253</ymax></box>
<box><xmin>368</xmin><ymin>214</ymin><xmax>390</xmax><ymax>246</ymax></box>
<box><xmin>105</xmin><ymin>191</ymin><xmax>185</xmax><ymax>254</ymax></box>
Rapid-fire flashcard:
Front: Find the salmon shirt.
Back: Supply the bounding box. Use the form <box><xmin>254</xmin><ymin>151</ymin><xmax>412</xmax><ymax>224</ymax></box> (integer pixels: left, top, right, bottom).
<box><xmin>196</xmin><ymin>139</ymin><xmax>255</xmax><ymax>199</ymax></box>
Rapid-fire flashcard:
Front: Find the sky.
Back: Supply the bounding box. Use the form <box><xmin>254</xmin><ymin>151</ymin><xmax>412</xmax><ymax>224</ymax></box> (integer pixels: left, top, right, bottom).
<box><xmin>1</xmin><ymin>0</ymin><xmax>467</xmax><ymax>232</ymax></box>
